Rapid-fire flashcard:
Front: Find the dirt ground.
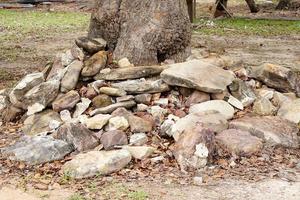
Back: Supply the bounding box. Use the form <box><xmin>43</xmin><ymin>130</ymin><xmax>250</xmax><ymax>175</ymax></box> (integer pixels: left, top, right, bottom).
<box><xmin>0</xmin><ymin>1</ymin><xmax>300</xmax><ymax>200</ymax></box>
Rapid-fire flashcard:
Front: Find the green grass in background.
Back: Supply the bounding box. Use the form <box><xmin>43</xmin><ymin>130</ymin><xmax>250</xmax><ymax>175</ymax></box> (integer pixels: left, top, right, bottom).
<box><xmin>0</xmin><ymin>9</ymin><xmax>90</xmax><ymax>43</ymax></box>
<box><xmin>194</xmin><ymin>18</ymin><xmax>300</xmax><ymax>36</ymax></box>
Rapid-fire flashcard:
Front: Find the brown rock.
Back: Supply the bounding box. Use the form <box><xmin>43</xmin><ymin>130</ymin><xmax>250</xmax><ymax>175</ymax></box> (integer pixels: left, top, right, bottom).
<box><xmin>52</xmin><ymin>90</ymin><xmax>80</xmax><ymax>112</ymax></box>
<box><xmin>2</xmin><ymin>105</ymin><xmax>24</xmax><ymax>122</ymax></box>
<box><xmin>128</xmin><ymin>115</ymin><xmax>153</xmax><ymax>133</ymax></box>
<box><xmin>92</xmin><ymin>94</ymin><xmax>112</xmax><ymax>108</ymax></box>
<box><xmin>172</xmin><ymin>125</ymin><xmax>215</xmax><ymax>171</ymax></box>
<box><xmin>229</xmin><ymin>116</ymin><xmax>299</xmax><ymax>148</ymax></box>
<box><xmin>134</xmin><ymin>94</ymin><xmax>152</xmax><ymax>105</ymax></box>
<box><xmin>185</xmin><ymin>91</ymin><xmax>210</xmax><ymax>107</ymax></box>
<box><xmin>80</xmin><ymin>86</ymin><xmax>98</xmax><ymax>99</ymax></box>
<box><xmin>216</xmin><ymin>129</ymin><xmax>263</xmax><ymax>156</ymax></box>
<box><xmin>100</xmin><ymin>130</ymin><xmax>128</xmax><ymax>150</ymax></box>
<box><xmin>82</xmin><ymin>51</ymin><xmax>107</xmax><ymax>77</ymax></box>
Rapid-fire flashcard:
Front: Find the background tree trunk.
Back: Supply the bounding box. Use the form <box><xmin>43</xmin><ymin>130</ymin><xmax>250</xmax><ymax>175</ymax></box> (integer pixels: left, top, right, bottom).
<box><xmin>214</xmin><ymin>0</ymin><xmax>229</xmax><ymax>18</ymax></box>
<box><xmin>245</xmin><ymin>0</ymin><xmax>259</xmax><ymax>13</ymax></box>
<box><xmin>88</xmin><ymin>0</ymin><xmax>191</xmax><ymax>66</ymax></box>
<box><xmin>276</xmin><ymin>0</ymin><xmax>291</xmax><ymax>10</ymax></box>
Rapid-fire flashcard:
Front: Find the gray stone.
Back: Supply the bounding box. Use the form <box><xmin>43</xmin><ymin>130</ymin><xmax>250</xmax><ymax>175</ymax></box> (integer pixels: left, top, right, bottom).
<box><xmin>172</xmin><ymin>125</ymin><xmax>215</xmax><ymax>171</ymax></box>
<box><xmin>277</xmin><ymin>99</ymin><xmax>300</xmax><ymax>123</ymax></box>
<box><xmin>185</xmin><ymin>90</ymin><xmax>210</xmax><ymax>107</ymax></box>
<box><xmin>189</xmin><ymin>100</ymin><xmax>235</xmax><ymax>120</ymax></box>
<box><xmin>94</xmin><ymin>66</ymin><xmax>165</xmax><ymax>81</ymax></box>
<box><xmin>9</xmin><ymin>72</ymin><xmax>44</xmax><ymax>108</ymax></box>
<box><xmin>227</xmin><ymin>95</ymin><xmax>244</xmax><ymax>110</ymax></box>
<box><xmin>272</xmin><ymin>92</ymin><xmax>296</xmax><ymax>107</ymax></box>
<box><xmin>124</xmin><ymin>146</ymin><xmax>155</xmax><ymax>160</ymax></box>
<box><xmin>129</xmin><ymin>133</ymin><xmax>148</xmax><ymax>146</ymax></box>
<box><xmin>55</xmin><ymin>123</ymin><xmax>99</xmax><ymax>152</ymax></box>
<box><xmin>0</xmin><ymin>95</ymin><xmax>9</xmax><ymax>113</ymax></box>
<box><xmin>216</xmin><ymin>129</ymin><xmax>263</xmax><ymax>156</ymax></box>
<box><xmin>88</xmin><ymin>80</ymin><xmax>106</xmax><ymax>93</ymax></box>
<box><xmin>82</xmin><ymin>51</ymin><xmax>107</xmax><ymax>77</ymax></box>
<box><xmin>99</xmin><ymin>87</ymin><xmax>127</xmax><ymax>97</ymax></box>
<box><xmin>160</xmin><ymin>115</ymin><xmax>180</xmax><ymax>137</ymax></box>
<box><xmin>62</xmin><ymin>150</ymin><xmax>131</xmax><ymax>178</ymax></box>
<box><xmin>75</xmin><ymin>37</ymin><xmax>107</xmax><ymax>54</ymax></box>
<box><xmin>255</xmin><ymin>88</ymin><xmax>274</xmax><ymax>100</ymax></box>
<box><xmin>100</xmin><ymin>130</ymin><xmax>128</xmax><ymax>150</ymax></box>
<box><xmin>84</xmin><ymin>114</ymin><xmax>111</xmax><ymax>130</ymax></box>
<box><xmin>71</xmin><ymin>44</ymin><xmax>85</xmax><ymax>61</ymax></box>
<box><xmin>136</xmin><ymin>104</ymin><xmax>149</xmax><ymax>112</ymax></box>
<box><xmin>111</xmin><ymin>78</ymin><xmax>170</xmax><ymax>94</ymax></box>
<box><xmin>248</xmin><ymin>63</ymin><xmax>300</xmax><ymax>96</ymax></box>
<box><xmin>23</xmin><ymin>80</ymin><xmax>60</xmax><ymax>110</ymax></box>
<box><xmin>61</xmin><ymin>50</ymin><xmax>75</xmax><ymax>66</ymax></box>
<box><xmin>135</xmin><ymin>94</ymin><xmax>152</xmax><ymax>105</ymax></box>
<box><xmin>170</xmin><ymin>111</ymin><xmax>228</xmax><ymax>141</ymax></box>
<box><xmin>229</xmin><ymin>116</ymin><xmax>299</xmax><ymax>148</ymax></box>
<box><xmin>73</xmin><ymin>98</ymin><xmax>91</xmax><ymax>118</ymax></box>
<box><xmin>52</xmin><ymin>90</ymin><xmax>80</xmax><ymax>112</ymax></box>
<box><xmin>90</xmin><ymin>100</ymin><xmax>136</xmax><ymax>115</ymax></box>
<box><xmin>60</xmin><ymin>110</ymin><xmax>72</xmax><ymax>122</ymax></box>
<box><xmin>161</xmin><ymin>60</ymin><xmax>234</xmax><ymax>93</ymax></box>
<box><xmin>92</xmin><ymin>94</ymin><xmax>112</xmax><ymax>108</ymax></box>
<box><xmin>61</xmin><ymin>60</ymin><xmax>83</xmax><ymax>92</ymax></box>
<box><xmin>228</xmin><ymin>79</ymin><xmax>256</xmax><ymax>107</ymax></box>
<box><xmin>154</xmin><ymin>98</ymin><xmax>169</xmax><ymax>107</ymax></box>
<box><xmin>22</xmin><ymin>109</ymin><xmax>62</xmax><ymax>135</ymax></box>
<box><xmin>253</xmin><ymin>98</ymin><xmax>276</xmax><ymax>116</ymax></box>
<box><xmin>46</xmin><ymin>55</ymin><xmax>65</xmax><ymax>81</ymax></box>
<box><xmin>1</xmin><ymin>136</ymin><xmax>73</xmax><ymax>165</ymax></box>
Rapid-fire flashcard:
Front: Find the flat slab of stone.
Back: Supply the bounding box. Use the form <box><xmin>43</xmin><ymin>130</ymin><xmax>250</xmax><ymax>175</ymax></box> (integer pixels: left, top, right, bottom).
<box><xmin>161</xmin><ymin>60</ymin><xmax>234</xmax><ymax>93</ymax></box>
<box><xmin>216</xmin><ymin>129</ymin><xmax>263</xmax><ymax>156</ymax></box>
<box><xmin>111</xmin><ymin>78</ymin><xmax>170</xmax><ymax>94</ymax></box>
<box><xmin>90</xmin><ymin>100</ymin><xmax>136</xmax><ymax>115</ymax></box>
<box><xmin>62</xmin><ymin>150</ymin><xmax>131</xmax><ymax>178</ymax></box>
<box><xmin>189</xmin><ymin>100</ymin><xmax>235</xmax><ymax>120</ymax></box>
<box><xmin>277</xmin><ymin>99</ymin><xmax>300</xmax><ymax>123</ymax></box>
<box><xmin>229</xmin><ymin>116</ymin><xmax>299</xmax><ymax>148</ymax></box>
<box><xmin>94</xmin><ymin>66</ymin><xmax>165</xmax><ymax>80</ymax></box>
<box><xmin>1</xmin><ymin>136</ymin><xmax>73</xmax><ymax>165</ymax></box>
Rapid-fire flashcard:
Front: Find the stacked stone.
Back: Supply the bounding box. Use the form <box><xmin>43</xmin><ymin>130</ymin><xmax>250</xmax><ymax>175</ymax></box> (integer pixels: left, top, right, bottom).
<box><xmin>0</xmin><ymin>37</ymin><xmax>299</xmax><ymax>178</ymax></box>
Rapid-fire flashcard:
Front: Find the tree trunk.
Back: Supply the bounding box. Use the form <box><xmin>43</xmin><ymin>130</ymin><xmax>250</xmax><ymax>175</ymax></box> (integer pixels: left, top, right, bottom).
<box><xmin>276</xmin><ymin>0</ymin><xmax>291</xmax><ymax>10</ymax></box>
<box><xmin>214</xmin><ymin>0</ymin><xmax>229</xmax><ymax>18</ymax></box>
<box><xmin>186</xmin><ymin>0</ymin><xmax>194</xmax><ymax>22</ymax></box>
<box><xmin>245</xmin><ymin>0</ymin><xmax>259</xmax><ymax>13</ymax></box>
<box><xmin>88</xmin><ymin>0</ymin><xmax>192</xmax><ymax>66</ymax></box>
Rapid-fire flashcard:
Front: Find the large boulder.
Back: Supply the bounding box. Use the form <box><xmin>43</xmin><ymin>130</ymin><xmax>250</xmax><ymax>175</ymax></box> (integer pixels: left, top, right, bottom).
<box><xmin>61</xmin><ymin>60</ymin><xmax>83</xmax><ymax>92</ymax></box>
<box><xmin>229</xmin><ymin>116</ymin><xmax>299</xmax><ymax>148</ymax></box>
<box><xmin>88</xmin><ymin>0</ymin><xmax>191</xmax><ymax>65</ymax></box>
<box><xmin>161</xmin><ymin>60</ymin><xmax>234</xmax><ymax>93</ymax></box>
<box><xmin>1</xmin><ymin>136</ymin><xmax>73</xmax><ymax>165</ymax></box>
<box><xmin>100</xmin><ymin>130</ymin><xmax>128</xmax><ymax>150</ymax></box>
<box><xmin>82</xmin><ymin>51</ymin><xmax>107</xmax><ymax>77</ymax></box>
<box><xmin>172</xmin><ymin>125</ymin><xmax>215</xmax><ymax>171</ymax></box>
<box><xmin>62</xmin><ymin>150</ymin><xmax>132</xmax><ymax>178</ymax></box>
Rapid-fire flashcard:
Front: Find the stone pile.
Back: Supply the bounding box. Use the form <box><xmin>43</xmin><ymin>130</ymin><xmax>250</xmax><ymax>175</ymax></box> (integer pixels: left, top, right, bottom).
<box><xmin>0</xmin><ymin>37</ymin><xmax>299</xmax><ymax>178</ymax></box>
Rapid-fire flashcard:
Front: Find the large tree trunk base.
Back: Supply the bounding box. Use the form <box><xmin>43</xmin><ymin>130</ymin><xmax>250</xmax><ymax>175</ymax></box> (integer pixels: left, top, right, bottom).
<box><xmin>89</xmin><ymin>0</ymin><xmax>191</xmax><ymax>66</ymax></box>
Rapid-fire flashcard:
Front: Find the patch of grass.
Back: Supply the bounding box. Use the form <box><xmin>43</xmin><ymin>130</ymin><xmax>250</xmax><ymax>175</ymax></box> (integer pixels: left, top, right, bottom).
<box><xmin>67</xmin><ymin>193</ymin><xmax>87</xmax><ymax>200</ymax></box>
<box><xmin>0</xmin><ymin>10</ymin><xmax>89</xmax><ymax>61</ymax></box>
<box><xmin>128</xmin><ymin>190</ymin><xmax>148</xmax><ymax>200</ymax></box>
<box><xmin>194</xmin><ymin>18</ymin><xmax>300</xmax><ymax>36</ymax></box>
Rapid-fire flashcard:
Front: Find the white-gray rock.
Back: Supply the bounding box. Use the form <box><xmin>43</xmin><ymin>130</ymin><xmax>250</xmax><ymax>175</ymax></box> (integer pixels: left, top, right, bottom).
<box><xmin>73</xmin><ymin>98</ymin><xmax>91</xmax><ymax>118</ymax></box>
<box><xmin>227</xmin><ymin>95</ymin><xmax>244</xmax><ymax>110</ymax></box>
<box><xmin>129</xmin><ymin>133</ymin><xmax>148</xmax><ymax>146</ymax></box>
<box><xmin>62</xmin><ymin>150</ymin><xmax>131</xmax><ymax>178</ymax></box>
<box><xmin>1</xmin><ymin>136</ymin><xmax>73</xmax><ymax>165</ymax></box>
<box><xmin>253</xmin><ymin>98</ymin><xmax>276</xmax><ymax>116</ymax></box>
<box><xmin>61</xmin><ymin>60</ymin><xmax>83</xmax><ymax>92</ymax></box>
<box><xmin>189</xmin><ymin>100</ymin><xmax>235</xmax><ymax>120</ymax></box>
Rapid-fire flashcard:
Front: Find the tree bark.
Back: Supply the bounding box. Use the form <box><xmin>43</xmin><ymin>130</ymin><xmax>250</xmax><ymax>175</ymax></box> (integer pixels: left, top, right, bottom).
<box><xmin>88</xmin><ymin>0</ymin><xmax>191</xmax><ymax>66</ymax></box>
<box><xmin>276</xmin><ymin>0</ymin><xmax>291</xmax><ymax>10</ymax></box>
<box><xmin>214</xmin><ymin>0</ymin><xmax>229</xmax><ymax>18</ymax></box>
<box><xmin>245</xmin><ymin>0</ymin><xmax>259</xmax><ymax>13</ymax></box>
